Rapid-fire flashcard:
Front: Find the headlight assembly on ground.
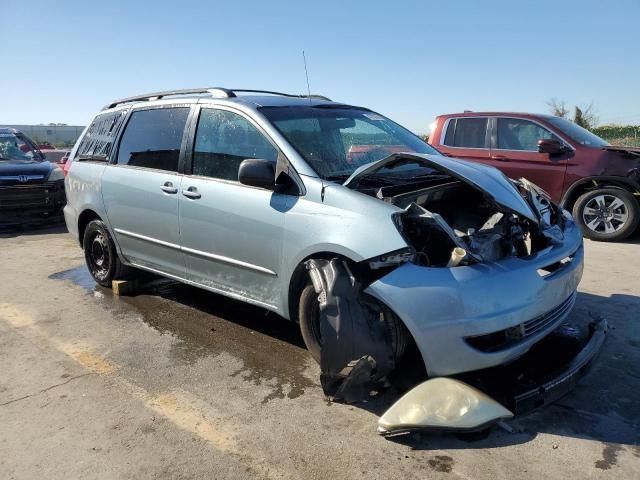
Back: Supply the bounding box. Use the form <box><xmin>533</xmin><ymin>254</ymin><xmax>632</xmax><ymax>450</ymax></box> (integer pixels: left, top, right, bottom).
<box><xmin>377</xmin><ymin>378</ymin><xmax>513</xmax><ymax>436</ymax></box>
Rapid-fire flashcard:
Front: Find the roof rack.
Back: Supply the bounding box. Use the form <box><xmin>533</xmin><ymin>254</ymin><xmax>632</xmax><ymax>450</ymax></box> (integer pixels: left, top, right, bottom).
<box><xmin>103</xmin><ymin>88</ymin><xmax>331</xmax><ymax>110</ymax></box>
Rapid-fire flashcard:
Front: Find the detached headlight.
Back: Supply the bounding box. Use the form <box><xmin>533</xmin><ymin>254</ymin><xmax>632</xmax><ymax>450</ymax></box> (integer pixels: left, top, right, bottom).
<box><xmin>378</xmin><ymin>378</ymin><xmax>513</xmax><ymax>435</ymax></box>
<box><xmin>48</xmin><ymin>167</ymin><xmax>64</xmax><ymax>182</ymax></box>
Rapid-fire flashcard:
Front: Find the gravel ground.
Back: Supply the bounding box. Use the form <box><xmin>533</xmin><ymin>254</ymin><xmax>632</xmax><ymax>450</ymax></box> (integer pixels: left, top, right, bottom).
<box><xmin>0</xmin><ymin>226</ymin><xmax>638</xmax><ymax>479</ymax></box>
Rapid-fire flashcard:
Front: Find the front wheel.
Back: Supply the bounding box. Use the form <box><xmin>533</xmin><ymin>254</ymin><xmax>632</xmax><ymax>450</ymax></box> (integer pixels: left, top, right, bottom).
<box><xmin>573</xmin><ymin>188</ymin><xmax>640</xmax><ymax>241</ymax></box>
<box><xmin>298</xmin><ymin>283</ymin><xmax>409</xmax><ymax>364</ymax></box>
<box><xmin>83</xmin><ymin>220</ymin><xmax>129</xmax><ymax>287</ymax></box>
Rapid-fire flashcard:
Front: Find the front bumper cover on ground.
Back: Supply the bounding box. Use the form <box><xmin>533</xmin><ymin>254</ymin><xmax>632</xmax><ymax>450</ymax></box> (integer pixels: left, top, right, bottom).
<box><xmin>466</xmin><ymin>316</ymin><xmax>608</xmax><ymax>415</ymax></box>
<box><xmin>378</xmin><ymin>317</ymin><xmax>607</xmax><ymax>435</ymax></box>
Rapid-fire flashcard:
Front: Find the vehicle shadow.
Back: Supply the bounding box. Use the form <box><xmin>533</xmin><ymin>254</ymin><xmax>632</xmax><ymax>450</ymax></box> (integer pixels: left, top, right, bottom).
<box><xmin>50</xmin><ymin>266</ymin><xmax>640</xmax><ymax>451</ymax></box>
<box><xmin>0</xmin><ymin>223</ymin><xmax>67</xmax><ymax>239</ymax></box>
<box><xmin>132</xmin><ymin>279</ymin><xmax>640</xmax><ymax>450</ymax></box>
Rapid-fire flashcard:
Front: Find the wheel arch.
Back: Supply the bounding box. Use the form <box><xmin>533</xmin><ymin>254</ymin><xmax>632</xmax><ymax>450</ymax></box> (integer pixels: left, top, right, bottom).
<box><xmin>287</xmin><ymin>251</ymin><xmax>356</xmax><ymax>324</ymax></box>
<box><xmin>561</xmin><ymin>176</ymin><xmax>640</xmax><ymax>210</ymax></box>
<box><xmin>77</xmin><ymin>209</ymin><xmax>103</xmax><ymax>248</ymax></box>
<box><xmin>286</xmin><ymin>251</ymin><xmax>425</xmax><ymax>369</ymax></box>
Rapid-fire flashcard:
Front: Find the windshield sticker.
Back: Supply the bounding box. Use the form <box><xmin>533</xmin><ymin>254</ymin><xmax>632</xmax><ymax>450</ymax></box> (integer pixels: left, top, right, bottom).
<box><xmin>363</xmin><ymin>113</ymin><xmax>385</xmax><ymax>121</ymax></box>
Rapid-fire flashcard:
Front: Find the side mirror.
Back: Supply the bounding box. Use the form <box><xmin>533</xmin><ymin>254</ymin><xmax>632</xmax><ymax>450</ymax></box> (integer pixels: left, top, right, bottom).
<box><xmin>238</xmin><ymin>158</ymin><xmax>276</xmax><ymax>190</ymax></box>
<box><xmin>538</xmin><ymin>139</ymin><xmax>568</xmax><ymax>156</ymax></box>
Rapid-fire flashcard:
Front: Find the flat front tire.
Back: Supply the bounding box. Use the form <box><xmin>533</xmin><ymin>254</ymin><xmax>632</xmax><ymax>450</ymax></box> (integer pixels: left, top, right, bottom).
<box><xmin>83</xmin><ymin>220</ymin><xmax>128</xmax><ymax>287</ymax></box>
<box><xmin>573</xmin><ymin>188</ymin><xmax>639</xmax><ymax>241</ymax></box>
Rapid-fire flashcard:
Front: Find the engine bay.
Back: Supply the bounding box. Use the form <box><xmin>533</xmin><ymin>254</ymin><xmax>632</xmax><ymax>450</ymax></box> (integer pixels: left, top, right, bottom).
<box><xmin>351</xmin><ymin>171</ymin><xmax>565</xmax><ymax>268</ymax></box>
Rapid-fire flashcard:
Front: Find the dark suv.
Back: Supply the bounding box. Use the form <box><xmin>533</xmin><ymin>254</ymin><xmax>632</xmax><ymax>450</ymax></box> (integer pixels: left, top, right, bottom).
<box><xmin>429</xmin><ymin>113</ymin><xmax>640</xmax><ymax>241</ymax></box>
<box><xmin>0</xmin><ymin>128</ymin><xmax>66</xmax><ymax>227</ymax></box>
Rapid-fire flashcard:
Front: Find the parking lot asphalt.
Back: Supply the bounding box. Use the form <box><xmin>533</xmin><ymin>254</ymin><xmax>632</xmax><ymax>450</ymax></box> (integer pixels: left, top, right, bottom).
<box><xmin>0</xmin><ymin>226</ymin><xmax>639</xmax><ymax>479</ymax></box>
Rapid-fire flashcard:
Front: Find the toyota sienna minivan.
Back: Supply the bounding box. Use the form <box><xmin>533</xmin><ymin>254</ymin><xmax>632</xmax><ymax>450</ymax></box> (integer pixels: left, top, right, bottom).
<box><xmin>64</xmin><ymin>88</ymin><xmax>584</xmax><ymax>377</ymax></box>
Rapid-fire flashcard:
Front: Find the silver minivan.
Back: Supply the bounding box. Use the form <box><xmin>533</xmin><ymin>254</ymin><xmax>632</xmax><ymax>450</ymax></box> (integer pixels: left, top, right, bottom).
<box><xmin>64</xmin><ymin>88</ymin><xmax>584</xmax><ymax>377</ymax></box>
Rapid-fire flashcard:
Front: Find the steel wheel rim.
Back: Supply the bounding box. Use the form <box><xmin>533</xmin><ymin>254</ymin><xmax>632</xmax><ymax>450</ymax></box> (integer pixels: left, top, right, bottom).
<box><xmin>582</xmin><ymin>194</ymin><xmax>629</xmax><ymax>234</ymax></box>
<box><xmin>89</xmin><ymin>233</ymin><xmax>110</xmax><ymax>280</ymax></box>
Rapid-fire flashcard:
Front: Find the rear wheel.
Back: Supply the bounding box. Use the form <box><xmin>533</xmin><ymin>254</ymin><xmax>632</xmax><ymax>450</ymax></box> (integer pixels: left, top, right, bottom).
<box><xmin>83</xmin><ymin>220</ymin><xmax>129</xmax><ymax>287</ymax></box>
<box><xmin>298</xmin><ymin>282</ymin><xmax>409</xmax><ymax>364</ymax></box>
<box><xmin>573</xmin><ymin>188</ymin><xmax>639</xmax><ymax>241</ymax></box>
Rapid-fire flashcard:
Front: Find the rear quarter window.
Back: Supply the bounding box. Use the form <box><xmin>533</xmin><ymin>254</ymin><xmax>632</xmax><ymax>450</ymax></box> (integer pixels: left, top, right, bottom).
<box><xmin>443</xmin><ymin>118</ymin><xmax>489</xmax><ymax>148</ymax></box>
<box><xmin>76</xmin><ymin>110</ymin><xmax>128</xmax><ymax>161</ymax></box>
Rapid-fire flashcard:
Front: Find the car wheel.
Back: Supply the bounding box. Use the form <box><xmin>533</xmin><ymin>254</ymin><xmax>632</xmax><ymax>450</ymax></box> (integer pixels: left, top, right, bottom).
<box><xmin>83</xmin><ymin>220</ymin><xmax>128</xmax><ymax>287</ymax></box>
<box><xmin>298</xmin><ymin>282</ymin><xmax>408</xmax><ymax>364</ymax></box>
<box><xmin>573</xmin><ymin>188</ymin><xmax>640</xmax><ymax>241</ymax></box>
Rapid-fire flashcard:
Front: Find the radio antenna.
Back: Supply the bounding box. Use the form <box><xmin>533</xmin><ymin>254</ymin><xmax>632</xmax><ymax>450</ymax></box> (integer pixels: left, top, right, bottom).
<box><xmin>302</xmin><ymin>50</ymin><xmax>312</xmax><ymax>104</ymax></box>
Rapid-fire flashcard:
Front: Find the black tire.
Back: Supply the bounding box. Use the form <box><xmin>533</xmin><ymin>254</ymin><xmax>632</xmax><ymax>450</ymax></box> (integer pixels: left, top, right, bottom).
<box><xmin>573</xmin><ymin>188</ymin><xmax>640</xmax><ymax>241</ymax></box>
<box><xmin>298</xmin><ymin>283</ymin><xmax>409</xmax><ymax>365</ymax></box>
<box><xmin>83</xmin><ymin>220</ymin><xmax>129</xmax><ymax>287</ymax></box>
<box><xmin>299</xmin><ymin>284</ymin><xmax>323</xmax><ymax>363</ymax></box>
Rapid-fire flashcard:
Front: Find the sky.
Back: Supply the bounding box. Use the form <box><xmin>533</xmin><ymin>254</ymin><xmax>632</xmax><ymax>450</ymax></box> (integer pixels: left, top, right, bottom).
<box><xmin>2</xmin><ymin>0</ymin><xmax>639</xmax><ymax>134</ymax></box>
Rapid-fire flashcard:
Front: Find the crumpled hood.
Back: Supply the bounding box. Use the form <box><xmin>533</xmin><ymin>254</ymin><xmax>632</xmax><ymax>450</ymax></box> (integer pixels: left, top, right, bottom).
<box><xmin>343</xmin><ymin>153</ymin><xmax>538</xmax><ymax>223</ymax></box>
<box><xmin>0</xmin><ymin>160</ymin><xmax>54</xmax><ymax>178</ymax></box>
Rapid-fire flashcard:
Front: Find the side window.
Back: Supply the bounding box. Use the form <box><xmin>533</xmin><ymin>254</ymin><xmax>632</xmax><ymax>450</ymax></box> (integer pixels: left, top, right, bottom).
<box><xmin>116</xmin><ymin>107</ymin><xmax>189</xmax><ymax>172</ymax></box>
<box><xmin>443</xmin><ymin>118</ymin><xmax>488</xmax><ymax>148</ymax></box>
<box><xmin>192</xmin><ymin>109</ymin><xmax>278</xmax><ymax>181</ymax></box>
<box><xmin>76</xmin><ymin>109</ymin><xmax>128</xmax><ymax>161</ymax></box>
<box><xmin>497</xmin><ymin>118</ymin><xmax>558</xmax><ymax>151</ymax></box>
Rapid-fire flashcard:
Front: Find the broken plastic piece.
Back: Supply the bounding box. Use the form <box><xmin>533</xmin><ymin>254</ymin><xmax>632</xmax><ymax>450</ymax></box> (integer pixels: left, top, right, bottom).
<box><xmin>306</xmin><ymin>258</ymin><xmax>395</xmax><ymax>403</ymax></box>
<box><xmin>446</xmin><ymin>247</ymin><xmax>467</xmax><ymax>267</ymax></box>
<box><xmin>377</xmin><ymin>378</ymin><xmax>513</xmax><ymax>436</ymax></box>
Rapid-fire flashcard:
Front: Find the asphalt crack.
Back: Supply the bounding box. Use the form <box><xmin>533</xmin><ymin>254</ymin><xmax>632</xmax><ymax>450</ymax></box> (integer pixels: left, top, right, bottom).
<box><xmin>0</xmin><ymin>372</ymin><xmax>94</xmax><ymax>407</ymax></box>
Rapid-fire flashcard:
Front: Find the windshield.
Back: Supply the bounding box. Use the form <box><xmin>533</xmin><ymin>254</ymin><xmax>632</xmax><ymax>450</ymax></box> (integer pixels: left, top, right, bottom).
<box><xmin>0</xmin><ymin>132</ymin><xmax>42</xmax><ymax>161</ymax></box>
<box><xmin>546</xmin><ymin>117</ymin><xmax>609</xmax><ymax>147</ymax></box>
<box><xmin>261</xmin><ymin>106</ymin><xmax>439</xmax><ymax>178</ymax></box>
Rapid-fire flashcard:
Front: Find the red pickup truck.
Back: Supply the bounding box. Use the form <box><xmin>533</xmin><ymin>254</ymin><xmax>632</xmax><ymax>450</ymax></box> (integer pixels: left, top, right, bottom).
<box><xmin>428</xmin><ymin>112</ymin><xmax>640</xmax><ymax>241</ymax></box>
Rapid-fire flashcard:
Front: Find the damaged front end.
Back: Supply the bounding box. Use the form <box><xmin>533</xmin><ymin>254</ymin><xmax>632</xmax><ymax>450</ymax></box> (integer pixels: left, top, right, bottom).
<box><xmin>308</xmin><ymin>153</ymin><xmax>599</xmax><ymax>434</ymax></box>
<box><xmin>348</xmin><ymin>154</ymin><xmax>569</xmax><ymax>268</ymax></box>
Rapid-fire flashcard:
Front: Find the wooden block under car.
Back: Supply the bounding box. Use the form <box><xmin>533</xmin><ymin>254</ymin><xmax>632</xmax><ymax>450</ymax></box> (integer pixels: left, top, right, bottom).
<box><xmin>111</xmin><ymin>279</ymin><xmax>140</xmax><ymax>296</ymax></box>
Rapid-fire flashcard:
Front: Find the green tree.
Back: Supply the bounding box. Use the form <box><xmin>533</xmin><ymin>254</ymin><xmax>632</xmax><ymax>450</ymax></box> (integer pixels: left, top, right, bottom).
<box><xmin>574</xmin><ymin>107</ymin><xmax>588</xmax><ymax>129</ymax></box>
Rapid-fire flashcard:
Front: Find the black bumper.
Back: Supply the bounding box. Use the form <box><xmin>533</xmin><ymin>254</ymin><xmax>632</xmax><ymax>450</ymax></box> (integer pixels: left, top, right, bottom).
<box><xmin>459</xmin><ymin>318</ymin><xmax>608</xmax><ymax>416</ymax></box>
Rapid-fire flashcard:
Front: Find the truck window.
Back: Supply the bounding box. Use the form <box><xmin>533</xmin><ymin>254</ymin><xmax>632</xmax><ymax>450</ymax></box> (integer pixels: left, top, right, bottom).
<box><xmin>443</xmin><ymin>118</ymin><xmax>489</xmax><ymax>148</ymax></box>
<box><xmin>497</xmin><ymin>118</ymin><xmax>558</xmax><ymax>151</ymax></box>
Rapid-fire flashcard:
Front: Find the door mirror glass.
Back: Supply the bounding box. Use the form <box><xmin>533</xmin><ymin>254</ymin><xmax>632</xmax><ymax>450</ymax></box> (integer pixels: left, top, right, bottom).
<box><xmin>538</xmin><ymin>138</ymin><xmax>567</xmax><ymax>156</ymax></box>
<box><xmin>238</xmin><ymin>158</ymin><xmax>276</xmax><ymax>190</ymax></box>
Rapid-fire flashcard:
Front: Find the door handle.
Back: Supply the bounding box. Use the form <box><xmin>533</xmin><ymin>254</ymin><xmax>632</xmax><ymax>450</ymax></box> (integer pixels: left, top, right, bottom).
<box><xmin>491</xmin><ymin>155</ymin><xmax>509</xmax><ymax>162</ymax></box>
<box><xmin>160</xmin><ymin>182</ymin><xmax>178</xmax><ymax>194</ymax></box>
<box><xmin>182</xmin><ymin>186</ymin><xmax>201</xmax><ymax>199</ymax></box>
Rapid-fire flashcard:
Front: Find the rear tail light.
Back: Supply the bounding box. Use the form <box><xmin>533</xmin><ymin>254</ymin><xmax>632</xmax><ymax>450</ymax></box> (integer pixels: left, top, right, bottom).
<box><xmin>63</xmin><ymin>159</ymin><xmax>72</xmax><ymax>176</ymax></box>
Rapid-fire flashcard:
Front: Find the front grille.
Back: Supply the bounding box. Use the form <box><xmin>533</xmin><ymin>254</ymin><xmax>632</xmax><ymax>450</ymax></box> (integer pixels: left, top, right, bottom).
<box><xmin>522</xmin><ymin>294</ymin><xmax>576</xmax><ymax>337</ymax></box>
<box><xmin>465</xmin><ymin>294</ymin><xmax>576</xmax><ymax>353</ymax></box>
<box><xmin>0</xmin><ymin>181</ymin><xmax>65</xmax><ymax>211</ymax></box>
